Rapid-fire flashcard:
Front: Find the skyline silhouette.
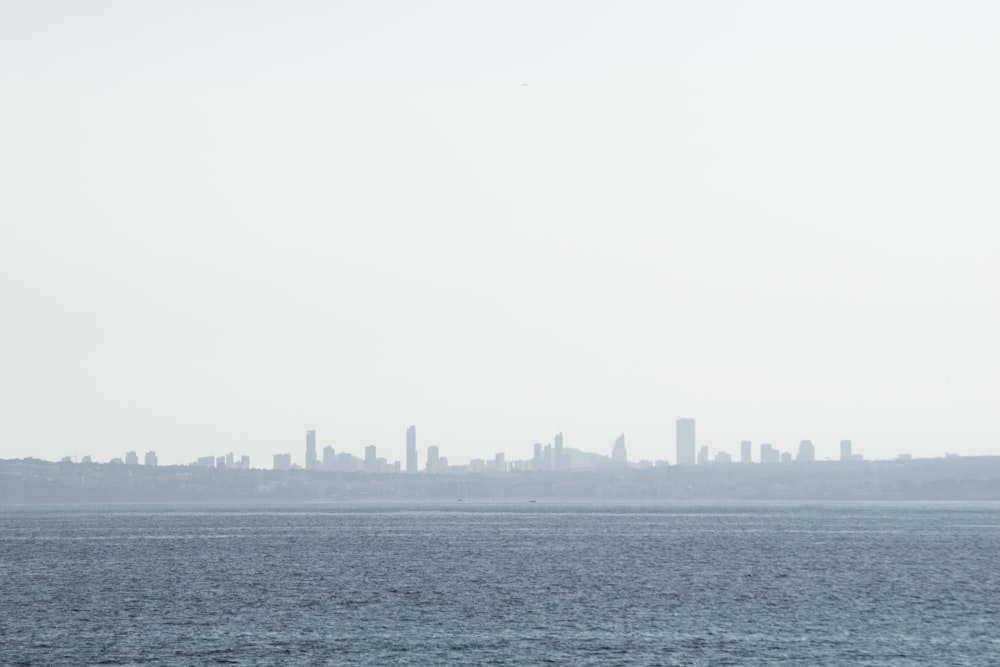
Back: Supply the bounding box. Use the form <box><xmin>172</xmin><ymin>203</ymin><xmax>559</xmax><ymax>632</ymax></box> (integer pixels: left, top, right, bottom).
<box><xmin>22</xmin><ymin>418</ymin><xmax>883</xmax><ymax>470</ymax></box>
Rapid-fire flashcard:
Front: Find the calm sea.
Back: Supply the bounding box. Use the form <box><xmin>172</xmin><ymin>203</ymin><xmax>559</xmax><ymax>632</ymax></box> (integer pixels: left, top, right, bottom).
<box><xmin>1</xmin><ymin>502</ymin><xmax>998</xmax><ymax>665</ymax></box>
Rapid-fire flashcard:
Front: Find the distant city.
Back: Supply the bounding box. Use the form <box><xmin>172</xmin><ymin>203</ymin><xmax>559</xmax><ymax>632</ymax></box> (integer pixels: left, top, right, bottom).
<box><xmin>4</xmin><ymin>416</ymin><xmax>996</xmax><ymax>503</ymax></box>
<box><xmin>54</xmin><ymin>417</ymin><xmax>966</xmax><ymax>473</ymax></box>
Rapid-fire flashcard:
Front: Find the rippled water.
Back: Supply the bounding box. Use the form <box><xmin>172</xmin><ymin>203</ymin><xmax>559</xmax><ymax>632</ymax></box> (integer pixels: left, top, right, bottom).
<box><xmin>2</xmin><ymin>502</ymin><xmax>999</xmax><ymax>665</ymax></box>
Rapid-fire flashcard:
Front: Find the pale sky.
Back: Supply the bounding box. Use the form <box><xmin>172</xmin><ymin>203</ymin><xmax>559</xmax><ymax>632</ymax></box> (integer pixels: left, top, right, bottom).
<box><xmin>2</xmin><ymin>1</ymin><xmax>998</xmax><ymax>466</ymax></box>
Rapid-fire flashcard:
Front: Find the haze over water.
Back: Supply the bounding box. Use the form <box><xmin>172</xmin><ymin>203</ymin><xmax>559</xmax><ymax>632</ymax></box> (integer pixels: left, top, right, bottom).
<box><xmin>2</xmin><ymin>1</ymin><xmax>998</xmax><ymax>466</ymax></box>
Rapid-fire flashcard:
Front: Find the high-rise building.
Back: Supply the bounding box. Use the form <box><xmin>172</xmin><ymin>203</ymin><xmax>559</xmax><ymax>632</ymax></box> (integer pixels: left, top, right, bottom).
<box><xmin>144</xmin><ymin>451</ymin><xmax>158</xmax><ymax>466</ymax></box>
<box><xmin>760</xmin><ymin>443</ymin><xmax>779</xmax><ymax>464</ymax></box>
<box><xmin>305</xmin><ymin>430</ymin><xmax>317</xmax><ymax>470</ymax></box>
<box><xmin>676</xmin><ymin>418</ymin><xmax>696</xmax><ymax>466</ymax></box>
<box><xmin>365</xmin><ymin>445</ymin><xmax>377</xmax><ymax>473</ymax></box>
<box><xmin>494</xmin><ymin>451</ymin><xmax>506</xmax><ymax>472</ymax></box>
<box><xmin>697</xmin><ymin>445</ymin><xmax>708</xmax><ymax>465</ymax></box>
<box><xmin>740</xmin><ymin>440</ymin><xmax>752</xmax><ymax>464</ymax></box>
<box><xmin>125</xmin><ymin>450</ymin><xmax>139</xmax><ymax>465</ymax></box>
<box><xmin>323</xmin><ymin>445</ymin><xmax>335</xmax><ymax>470</ymax></box>
<box><xmin>240</xmin><ymin>455</ymin><xmax>250</xmax><ymax>470</ymax></box>
<box><xmin>554</xmin><ymin>432</ymin><xmax>564</xmax><ymax>470</ymax></box>
<box><xmin>840</xmin><ymin>440</ymin><xmax>853</xmax><ymax>462</ymax></box>
<box><xmin>533</xmin><ymin>442</ymin><xmax>543</xmax><ymax>470</ymax></box>
<box><xmin>426</xmin><ymin>445</ymin><xmax>440</xmax><ymax>474</ymax></box>
<box><xmin>406</xmin><ymin>425</ymin><xmax>417</xmax><ymax>473</ymax></box>
<box><xmin>611</xmin><ymin>433</ymin><xmax>627</xmax><ymax>464</ymax></box>
<box><xmin>797</xmin><ymin>440</ymin><xmax>815</xmax><ymax>462</ymax></box>
<box><xmin>273</xmin><ymin>453</ymin><xmax>291</xmax><ymax>470</ymax></box>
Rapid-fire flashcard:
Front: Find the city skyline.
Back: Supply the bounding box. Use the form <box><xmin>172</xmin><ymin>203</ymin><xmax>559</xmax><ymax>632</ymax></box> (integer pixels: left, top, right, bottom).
<box><xmin>8</xmin><ymin>414</ymin><xmax>975</xmax><ymax>468</ymax></box>
<box><xmin>42</xmin><ymin>418</ymin><xmax>887</xmax><ymax>470</ymax></box>
<box><xmin>2</xmin><ymin>4</ymin><xmax>996</xmax><ymax>666</ymax></box>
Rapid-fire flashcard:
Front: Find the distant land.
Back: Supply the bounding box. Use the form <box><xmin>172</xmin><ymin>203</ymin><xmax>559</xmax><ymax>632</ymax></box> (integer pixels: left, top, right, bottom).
<box><xmin>2</xmin><ymin>456</ymin><xmax>999</xmax><ymax>503</ymax></box>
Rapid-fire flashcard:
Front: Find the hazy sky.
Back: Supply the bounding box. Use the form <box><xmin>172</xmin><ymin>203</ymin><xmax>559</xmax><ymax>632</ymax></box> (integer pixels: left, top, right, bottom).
<box><xmin>2</xmin><ymin>1</ymin><xmax>997</xmax><ymax>466</ymax></box>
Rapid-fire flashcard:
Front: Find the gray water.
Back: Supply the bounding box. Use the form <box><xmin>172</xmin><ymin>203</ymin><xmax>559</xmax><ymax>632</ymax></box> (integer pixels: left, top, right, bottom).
<box><xmin>1</xmin><ymin>502</ymin><xmax>998</xmax><ymax>665</ymax></box>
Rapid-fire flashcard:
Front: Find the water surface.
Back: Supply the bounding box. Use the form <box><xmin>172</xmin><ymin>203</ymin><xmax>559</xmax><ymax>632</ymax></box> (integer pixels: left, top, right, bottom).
<box><xmin>2</xmin><ymin>501</ymin><xmax>998</xmax><ymax>665</ymax></box>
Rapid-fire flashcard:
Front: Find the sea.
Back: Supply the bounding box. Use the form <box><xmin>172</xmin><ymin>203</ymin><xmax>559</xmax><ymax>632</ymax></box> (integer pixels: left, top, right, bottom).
<box><xmin>1</xmin><ymin>501</ymin><xmax>998</xmax><ymax>666</ymax></box>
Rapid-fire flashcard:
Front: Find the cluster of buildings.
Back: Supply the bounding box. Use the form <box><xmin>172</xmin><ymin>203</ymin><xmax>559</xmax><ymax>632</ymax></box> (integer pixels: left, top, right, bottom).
<box><xmin>270</xmin><ymin>420</ymin><xmax>862</xmax><ymax>474</ymax></box>
<box><xmin>190</xmin><ymin>451</ymin><xmax>252</xmax><ymax>470</ymax></box>
<box><xmin>55</xmin><ymin>420</ymin><xmax>862</xmax><ymax>472</ymax></box>
<box><xmin>62</xmin><ymin>451</ymin><xmax>162</xmax><ymax>466</ymax></box>
<box><xmin>63</xmin><ymin>450</ymin><xmax>256</xmax><ymax>469</ymax></box>
<box><xmin>675</xmin><ymin>418</ymin><xmax>862</xmax><ymax>466</ymax></box>
<box><xmin>272</xmin><ymin>427</ymin><xmax>509</xmax><ymax>474</ymax></box>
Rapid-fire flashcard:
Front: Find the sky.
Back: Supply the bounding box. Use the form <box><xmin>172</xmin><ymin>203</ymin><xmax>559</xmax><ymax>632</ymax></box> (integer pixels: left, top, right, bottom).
<box><xmin>1</xmin><ymin>1</ymin><xmax>998</xmax><ymax>466</ymax></box>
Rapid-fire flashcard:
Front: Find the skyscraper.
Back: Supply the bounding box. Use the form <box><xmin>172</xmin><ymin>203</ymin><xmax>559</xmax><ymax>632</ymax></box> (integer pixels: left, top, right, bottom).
<box><xmin>273</xmin><ymin>452</ymin><xmax>291</xmax><ymax>470</ymax></box>
<box><xmin>426</xmin><ymin>445</ymin><xmax>439</xmax><ymax>474</ymax></box>
<box><xmin>797</xmin><ymin>440</ymin><xmax>815</xmax><ymax>462</ymax></box>
<box><xmin>305</xmin><ymin>430</ymin><xmax>317</xmax><ymax>470</ymax></box>
<box><xmin>323</xmin><ymin>445</ymin><xmax>335</xmax><ymax>470</ymax></box>
<box><xmin>840</xmin><ymin>439</ymin><xmax>852</xmax><ymax>462</ymax></box>
<box><xmin>740</xmin><ymin>440</ymin><xmax>752</xmax><ymax>464</ymax></box>
<box><xmin>760</xmin><ymin>443</ymin><xmax>779</xmax><ymax>464</ymax></box>
<box><xmin>697</xmin><ymin>445</ymin><xmax>708</xmax><ymax>465</ymax></box>
<box><xmin>365</xmin><ymin>445</ymin><xmax>377</xmax><ymax>473</ymax></box>
<box><xmin>125</xmin><ymin>450</ymin><xmax>138</xmax><ymax>465</ymax></box>
<box><xmin>406</xmin><ymin>425</ymin><xmax>417</xmax><ymax>473</ymax></box>
<box><xmin>144</xmin><ymin>451</ymin><xmax>158</xmax><ymax>466</ymax></box>
<box><xmin>554</xmin><ymin>432</ymin><xmax>564</xmax><ymax>470</ymax></box>
<box><xmin>676</xmin><ymin>418</ymin><xmax>696</xmax><ymax>466</ymax></box>
<box><xmin>611</xmin><ymin>433</ymin><xmax>627</xmax><ymax>465</ymax></box>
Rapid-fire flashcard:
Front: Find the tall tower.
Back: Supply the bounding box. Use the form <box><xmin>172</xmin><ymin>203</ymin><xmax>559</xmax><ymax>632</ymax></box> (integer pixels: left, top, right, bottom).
<box><xmin>305</xmin><ymin>430</ymin><xmax>317</xmax><ymax>470</ymax></box>
<box><xmin>365</xmin><ymin>445</ymin><xmax>377</xmax><ymax>472</ymax></box>
<box><xmin>611</xmin><ymin>433</ymin><xmax>627</xmax><ymax>464</ymax></box>
<box><xmin>406</xmin><ymin>425</ymin><xmax>417</xmax><ymax>473</ymax></box>
<box><xmin>840</xmin><ymin>439</ymin><xmax>852</xmax><ymax>461</ymax></box>
<box><xmin>797</xmin><ymin>440</ymin><xmax>815</xmax><ymax>462</ymax></box>
<box><xmin>697</xmin><ymin>445</ymin><xmax>708</xmax><ymax>465</ymax></box>
<box><xmin>740</xmin><ymin>440</ymin><xmax>752</xmax><ymax>464</ymax></box>
<box><xmin>676</xmin><ymin>418</ymin><xmax>696</xmax><ymax>466</ymax></box>
<box><xmin>554</xmin><ymin>432</ymin><xmax>564</xmax><ymax>470</ymax></box>
<box><xmin>426</xmin><ymin>445</ymin><xmax>439</xmax><ymax>474</ymax></box>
